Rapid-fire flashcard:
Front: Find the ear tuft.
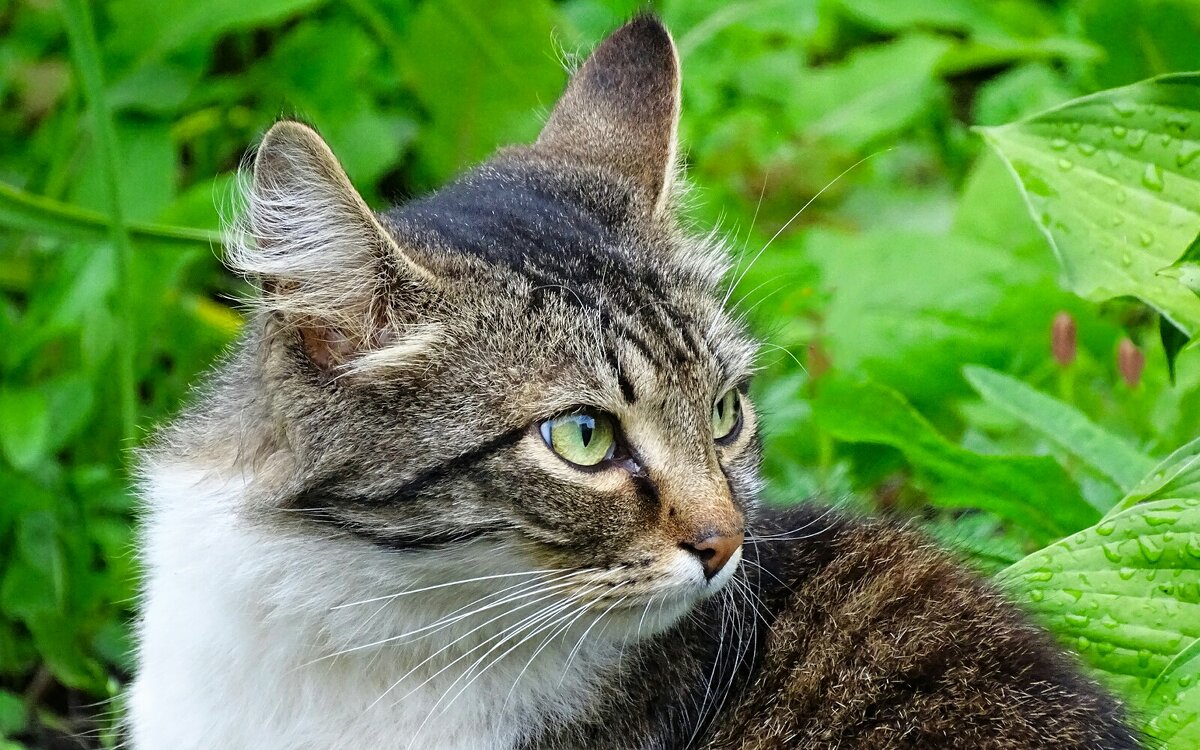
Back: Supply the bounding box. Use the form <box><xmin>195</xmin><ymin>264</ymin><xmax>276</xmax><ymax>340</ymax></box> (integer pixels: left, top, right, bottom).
<box><xmin>227</xmin><ymin>121</ymin><xmax>435</xmax><ymax>373</ymax></box>
<box><xmin>536</xmin><ymin>15</ymin><xmax>681</xmax><ymax>217</ymax></box>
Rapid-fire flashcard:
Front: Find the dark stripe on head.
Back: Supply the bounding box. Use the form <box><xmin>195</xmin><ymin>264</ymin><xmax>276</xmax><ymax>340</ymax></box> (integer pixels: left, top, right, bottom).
<box><xmin>297</xmin><ymin>508</ymin><xmax>511</xmax><ymax>552</ymax></box>
<box><xmin>604</xmin><ymin>346</ymin><xmax>638</xmax><ymax>403</ymax></box>
<box><xmin>292</xmin><ymin>426</ymin><xmax>526</xmax><ymax>510</ymax></box>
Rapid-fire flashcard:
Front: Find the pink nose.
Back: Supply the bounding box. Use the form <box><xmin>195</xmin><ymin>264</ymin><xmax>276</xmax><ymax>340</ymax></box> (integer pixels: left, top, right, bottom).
<box><xmin>680</xmin><ymin>532</ymin><xmax>743</xmax><ymax>580</ymax></box>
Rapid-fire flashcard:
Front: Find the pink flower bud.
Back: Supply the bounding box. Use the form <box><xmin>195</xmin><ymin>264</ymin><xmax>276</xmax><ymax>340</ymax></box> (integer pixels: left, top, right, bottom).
<box><xmin>1051</xmin><ymin>312</ymin><xmax>1076</xmax><ymax>367</ymax></box>
<box><xmin>1117</xmin><ymin>338</ymin><xmax>1144</xmax><ymax>388</ymax></box>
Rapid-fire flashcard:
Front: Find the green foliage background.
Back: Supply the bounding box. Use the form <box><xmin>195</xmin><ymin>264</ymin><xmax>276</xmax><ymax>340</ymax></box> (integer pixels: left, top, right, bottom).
<box><xmin>3</xmin><ymin>0</ymin><xmax>1200</xmax><ymax>746</ymax></box>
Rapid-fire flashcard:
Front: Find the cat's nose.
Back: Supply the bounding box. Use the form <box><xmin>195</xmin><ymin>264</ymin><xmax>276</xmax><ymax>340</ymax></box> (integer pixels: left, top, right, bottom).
<box><xmin>680</xmin><ymin>532</ymin><xmax>743</xmax><ymax>581</ymax></box>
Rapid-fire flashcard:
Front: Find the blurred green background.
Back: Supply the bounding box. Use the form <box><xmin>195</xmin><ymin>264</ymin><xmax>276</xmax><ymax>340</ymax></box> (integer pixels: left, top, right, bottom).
<box><xmin>4</xmin><ymin>0</ymin><xmax>1200</xmax><ymax>746</ymax></box>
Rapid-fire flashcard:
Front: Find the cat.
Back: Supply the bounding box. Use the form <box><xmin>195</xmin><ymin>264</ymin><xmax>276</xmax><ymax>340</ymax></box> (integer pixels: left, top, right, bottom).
<box><xmin>129</xmin><ymin>15</ymin><xmax>1142</xmax><ymax>750</ymax></box>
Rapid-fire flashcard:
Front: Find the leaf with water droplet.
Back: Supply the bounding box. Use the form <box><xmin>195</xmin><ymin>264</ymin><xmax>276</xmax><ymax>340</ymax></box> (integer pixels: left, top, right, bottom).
<box><xmin>979</xmin><ymin>72</ymin><xmax>1200</xmax><ymax>338</ymax></box>
<box><xmin>1143</xmin><ymin>638</ymin><xmax>1200</xmax><ymax>747</ymax></box>
<box><xmin>999</xmin><ymin>490</ymin><xmax>1200</xmax><ymax>726</ymax></box>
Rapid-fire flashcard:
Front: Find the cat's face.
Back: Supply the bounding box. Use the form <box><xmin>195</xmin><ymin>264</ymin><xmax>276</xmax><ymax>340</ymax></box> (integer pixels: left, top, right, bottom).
<box><xmin>227</xmin><ymin>17</ymin><xmax>760</xmax><ymax>632</ymax></box>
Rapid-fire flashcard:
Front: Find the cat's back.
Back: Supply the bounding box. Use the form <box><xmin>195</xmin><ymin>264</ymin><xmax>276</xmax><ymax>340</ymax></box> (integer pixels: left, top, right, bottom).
<box><xmin>707</xmin><ymin>505</ymin><xmax>1142</xmax><ymax>750</ymax></box>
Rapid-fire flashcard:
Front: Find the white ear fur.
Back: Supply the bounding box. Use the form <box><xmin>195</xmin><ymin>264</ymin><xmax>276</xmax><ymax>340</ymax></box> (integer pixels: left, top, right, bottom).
<box><xmin>226</xmin><ymin>121</ymin><xmax>438</xmax><ymax>371</ymax></box>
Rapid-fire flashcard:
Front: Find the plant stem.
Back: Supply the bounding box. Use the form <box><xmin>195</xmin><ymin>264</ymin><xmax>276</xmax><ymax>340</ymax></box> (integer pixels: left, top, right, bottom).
<box><xmin>60</xmin><ymin>0</ymin><xmax>138</xmax><ymax>447</ymax></box>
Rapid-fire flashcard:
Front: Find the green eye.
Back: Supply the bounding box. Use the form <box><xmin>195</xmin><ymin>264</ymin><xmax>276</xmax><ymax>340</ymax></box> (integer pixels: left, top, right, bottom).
<box><xmin>540</xmin><ymin>410</ymin><xmax>618</xmax><ymax>467</ymax></box>
<box><xmin>712</xmin><ymin>389</ymin><xmax>741</xmax><ymax>441</ymax></box>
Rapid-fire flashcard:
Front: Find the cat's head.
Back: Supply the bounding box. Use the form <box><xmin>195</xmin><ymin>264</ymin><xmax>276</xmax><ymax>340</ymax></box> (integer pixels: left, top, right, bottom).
<box><xmin>217</xmin><ymin>16</ymin><xmax>761</xmax><ymax>631</ymax></box>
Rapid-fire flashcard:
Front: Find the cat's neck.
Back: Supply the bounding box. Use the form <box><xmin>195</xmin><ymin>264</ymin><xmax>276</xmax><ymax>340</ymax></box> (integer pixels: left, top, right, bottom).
<box><xmin>130</xmin><ymin>462</ymin><xmax>628</xmax><ymax>750</ymax></box>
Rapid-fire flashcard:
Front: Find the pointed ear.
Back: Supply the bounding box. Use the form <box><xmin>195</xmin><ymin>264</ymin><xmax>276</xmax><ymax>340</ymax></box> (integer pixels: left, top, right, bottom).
<box><xmin>536</xmin><ymin>15</ymin><xmax>681</xmax><ymax>216</ymax></box>
<box><xmin>230</xmin><ymin>121</ymin><xmax>438</xmax><ymax>373</ymax></box>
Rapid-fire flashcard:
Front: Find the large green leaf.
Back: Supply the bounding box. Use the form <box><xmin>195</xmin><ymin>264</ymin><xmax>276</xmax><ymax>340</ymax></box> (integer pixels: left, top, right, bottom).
<box><xmin>999</xmin><ymin>496</ymin><xmax>1200</xmax><ymax>725</ymax></box>
<box><xmin>980</xmin><ymin>73</ymin><xmax>1200</xmax><ymax>336</ymax></box>
<box><xmin>964</xmin><ymin>365</ymin><xmax>1155</xmax><ymax>492</ymax></box>
<box><xmin>813</xmin><ymin>375</ymin><xmax>1097</xmax><ymax>542</ymax></box>
<box><xmin>1144</xmin><ymin>638</ymin><xmax>1200</xmax><ymax>747</ymax></box>
<box><xmin>1107</xmin><ymin>437</ymin><xmax>1200</xmax><ymax>518</ymax></box>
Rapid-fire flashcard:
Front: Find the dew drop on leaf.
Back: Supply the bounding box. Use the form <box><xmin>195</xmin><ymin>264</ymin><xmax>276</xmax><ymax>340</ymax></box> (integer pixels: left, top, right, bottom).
<box><xmin>1104</xmin><ymin>543</ymin><xmax>1124</xmax><ymax>563</ymax></box>
<box><xmin>1142</xmin><ymin>163</ymin><xmax>1166</xmax><ymax>191</ymax></box>
<box><xmin>1096</xmin><ymin>520</ymin><xmax>1117</xmax><ymax>536</ymax></box>
<box><xmin>1167</xmin><ymin>112</ymin><xmax>1192</xmax><ymax>132</ymax></box>
<box><xmin>1113</xmin><ymin>124</ymin><xmax>1128</xmax><ymax>138</ymax></box>
<box><xmin>1137</xmin><ymin>535</ymin><xmax>1165</xmax><ymax>563</ymax></box>
<box><xmin>1112</xmin><ymin>100</ymin><xmax>1138</xmax><ymax>117</ymax></box>
<box><xmin>1177</xmin><ymin>141</ymin><xmax>1200</xmax><ymax>167</ymax></box>
<box><xmin>1139</xmin><ymin>231</ymin><xmax>1154</xmax><ymax>247</ymax></box>
<box><xmin>1077</xmin><ymin>142</ymin><xmax>1097</xmax><ymax>156</ymax></box>
<box><xmin>1119</xmin><ymin>566</ymin><xmax>1136</xmax><ymax>580</ymax></box>
<box><xmin>1029</xmin><ymin>589</ymin><xmax>1045</xmax><ymax>602</ymax></box>
<box><xmin>1138</xmin><ymin>648</ymin><xmax>1153</xmax><ymax>667</ymax></box>
<box><xmin>1145</xmin><ymin>511</ymin><xmax>1177</xmax><ymax>526</ymax></box>
<box><xmin>1051</xmin><ymin>137</ymin><xmax>1069</xmax><ymax>150</ymax></box>
<box><xmin>1065</xmin><ymin>613</ymin><xmax>1090</xmax><ymax>627</ymax></box>
<box><xmin>1058</xmin><ymin>157</ymin><xmax>1074</xmax><ymax>171</ymax></box>
<box><xmin>1128</xmin><ymin>130</ymin><xmax>1148</xmax><ymax>150</ymax></box>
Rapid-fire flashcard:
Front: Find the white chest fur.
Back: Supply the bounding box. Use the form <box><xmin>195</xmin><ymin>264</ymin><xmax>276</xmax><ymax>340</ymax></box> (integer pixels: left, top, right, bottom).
<box><xmin>129</xmin><ymin>466</ymin><xmax>622</xmax><ymax>750</ymax></box>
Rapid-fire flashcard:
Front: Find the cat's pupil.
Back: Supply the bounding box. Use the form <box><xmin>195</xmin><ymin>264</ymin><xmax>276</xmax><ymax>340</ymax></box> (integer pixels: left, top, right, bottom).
<box><xmin>579</xmin><ymin>417</ymin><xmax>594</xmax><ymax>446</ymax></box>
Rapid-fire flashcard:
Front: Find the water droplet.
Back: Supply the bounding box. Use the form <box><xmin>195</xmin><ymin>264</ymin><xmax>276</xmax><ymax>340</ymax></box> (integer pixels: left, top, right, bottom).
<box><xmin>1096</xmin><ymin>641</ymin><xmax>1116</xmax><ymax>657</ymax></box>
<box><xmin>1058</xmin><ymin>158</ymin><xmax>1074</xmax><ymax>171</ymax></box>
<box><xmin>1138</xmin><ymin>648</ymin><xmax>1153</xmax><ymax>667</ymax></box>
<box><xmin>1139</xmin><ymin>231</ymin><xmax>1154</xmax><ymax>247</ymax></box>
<box><xmin>1100</xmin><ymin>614</ymin><xmax>1120</xmax><ymax>629</ymax></box>
<box><xmin>1122</xmin><ymin>251</ymin><xmax>1133</xmax><ymax>266</ymax></box>
<box><xmin>1025</xmin><ymin>569</ymin><xmax>1054</xmax><ymax>583</ymax></box>
<box><xmin>1106</xmin><ymin>151</ymin><xmax>1121</xmax><ymax>167</ymax></box>
<box><xmin>1118</xmin><ymin>566</ymin><xmax>1136</xmax><ymax>580</ymax></box>
<box><xmin>1051</xmin><ymin>137</ymin><xmax>1069</xmax><ymax>150</ymax></box>
<box><xmin>1143</xmin><ymin>163</ymin><xmax>1165</xmax><ymax>191</ymax></box>
<box><xmin>1184</xmin><ymin>534</ymin><xmax>1200</xmax><ymax>559</ymax></box>
<box><xmin>1096</xmin><ymin>521</ymin><xmax>1117</xmax><ymax>536</ymax></box>
<box><xmin>1113</xmin><ymin>125</ymin><xmax>1128</xmax><ymax>138</ymax></box>
<box><xmin>1146</xmin><ymin>510</ymin><xmax>1177</xmax><ymax>526</ymax></box>
<box><xmin>1077</xmin><ymin>142</ymin><xmax>1098</xmax><ymax>156</ymax></box>
<box><xmin>1181</xmin><ymin>674</ymin><xmax>1194</xmax><ymax>688</ymax></box>
<box><xmin>1103</xmin><ymin>543</ymin><xmax>1124</xmax><ymax>563</ymax></box>
<box><xmin>1177</xmin><ymin>141</ymin><xmax>1200</xmax><ymax>167</ymax></box>
<box><xmin>1128</xmin><ymin>130</ymin><xmax>1148</xmax><ymax>150</ymax></box>
<box><xmin>1145</xmin><ymin>569</ymin><xmax>1158</xmax><ymax>582</ymax></box>
<box><xmin>1137</xmin><ymin>535</ymin><xmax>1164</xmax><ymax>563</ymax></box>
<box><xmin>1030</xmin><ymin>589</ymin><xmax>1045</xmax><ymax>602</ymax></box>
<box><xmin>1065</xmin><ymin>613</ymin><xmax>1090</xmax><ymax>628</ymax></box>
<box><xmin>1166</xmin><ymin>113</ymin><xmax>1191</xmax><ymax>132</ymax></box>
<box><xmin>1112</xmin><ymin>100</ymin><xmax>1138</xmax><ymax>117</ymax></box>
<box><xmin>1068</xmin><ymin>121</ymin><xmax>1083</xmax><ymax>133</ymax></box>
<box><xmin>1115</xmin><ymin>189</ymin><xmax>1128</xmax><ymax>204</ymax></box>
<box><xmin>1064</xmin><ymin>588</ymin><xmax>1084</xmax><ymax>602</ymax></box>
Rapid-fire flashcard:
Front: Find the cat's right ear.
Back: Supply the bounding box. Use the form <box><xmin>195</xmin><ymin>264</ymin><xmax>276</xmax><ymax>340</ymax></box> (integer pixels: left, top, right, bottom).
<box><xmin>536</xmin><ymin>15</ymin><xmax>681</xmax><ymax>219</ymax></box>
<box><xmin>230</xmin><ymin>121</ymin><xmax>439</xmax><ymax>374</ymax></box>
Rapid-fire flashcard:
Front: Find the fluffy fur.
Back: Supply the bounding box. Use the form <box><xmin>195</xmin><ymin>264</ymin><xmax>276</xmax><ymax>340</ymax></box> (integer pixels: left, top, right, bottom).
<box><xmin>130</xmin><ymin>15</ymin><xmax>1141</xmax><ymax>750</ymax></box>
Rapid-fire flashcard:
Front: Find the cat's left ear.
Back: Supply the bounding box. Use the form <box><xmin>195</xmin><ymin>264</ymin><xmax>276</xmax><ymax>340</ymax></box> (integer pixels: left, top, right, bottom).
<box><xmin>536</xmin><ymin>15</ymin><xmax>680</xmax><ymax>218</ymax></box>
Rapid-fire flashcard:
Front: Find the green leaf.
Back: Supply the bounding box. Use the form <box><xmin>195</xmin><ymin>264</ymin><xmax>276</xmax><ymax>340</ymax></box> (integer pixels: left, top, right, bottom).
<box><xmin>979</xmin><ymin>73</ymin><xmax>1200</xmax><ymax>337</ymax></box>
<box><xmin>0</xmin><ymin>180</ymin><xmax>222</xmax><ymax>249</ymax></box>
<box><xmin>0</xmin><ymin>690</ymin><xmax>24</xmax><ymax>737</ymax></box>
<box><xmin>963</xmin><ymin>365</ymin><xmax>1155</xmax><ymax>492</ymax></box>
<box><xmin>1144</xmin><ymin>638</ymin><xmax>1200</xmax><ymax>747</ymax></box>
<box><xmin>402</xmin><ymin>0</ymin><xmax>564</xmax><ymax>183</ymax></box>
<box><xmin>787</xmin><ymin>34</ymin><xmax>950</xmax><ymax>151</ymax></box>
<box><xmin>806</xmin><ymin>228</ymin><xmax>1074</xmax><ymax>409</ymax></box>
<box><xmin>813</xmin><ymin>375</ymin><xmax>1097</xmax><ymax>542</ymax></box>
<box><xmin>0</xmin><ymin>388</ymin><xmax>50</xmax><ymax>471</ymax></box>
<box><xmin>998</xmin><ymin>497</ymin><xmax>1200</xmax><ymax>717</ymax></box>
<box><xmin>1108</xmin><ymin>436</ymin><xmax>1200</xmax><ymax>519</ymax></box>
